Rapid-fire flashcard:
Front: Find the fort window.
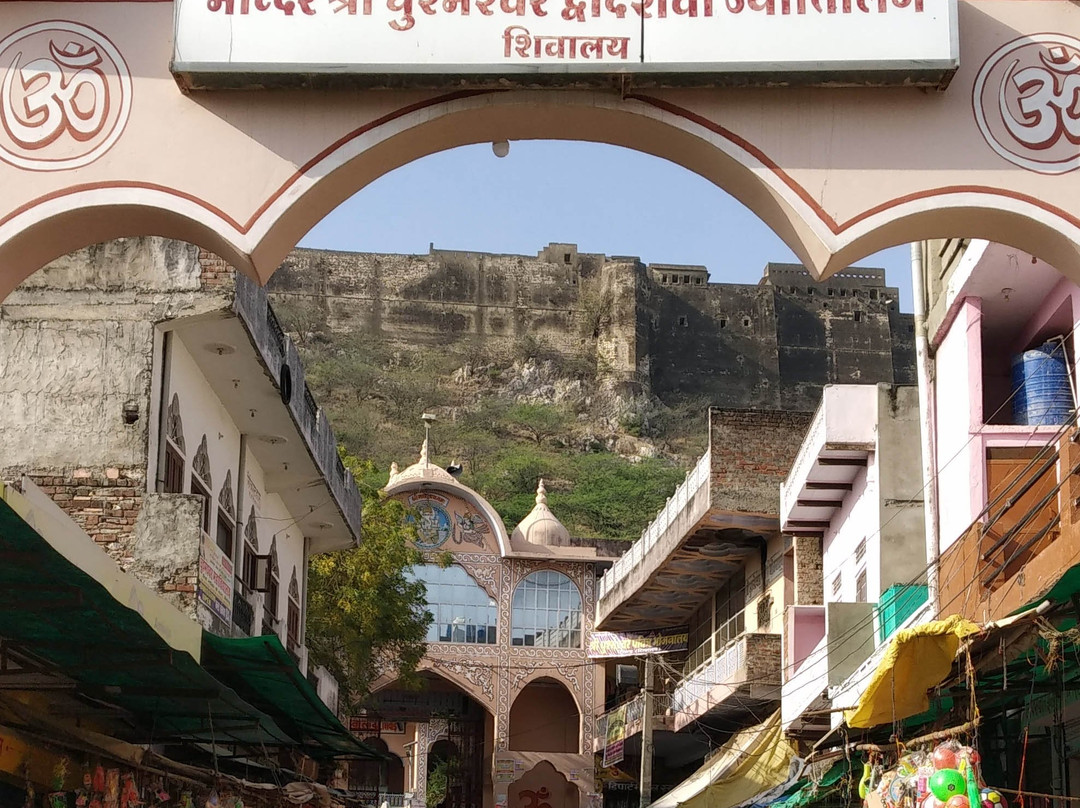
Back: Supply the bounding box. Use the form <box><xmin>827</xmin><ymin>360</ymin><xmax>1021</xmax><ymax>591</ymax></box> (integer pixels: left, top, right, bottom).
<box><xmin>790</xmin><ymin>286</ymin><xmax>797</xmax><ymax>294</ymax></box>
<box><xmin>564</xmin><ymin>253</ymin><xmax>571</xmax><ymax>264</ymax></box>
<box><xmin>742</xmin><ymin>317</ymin><xmax>751</xmax><ymax>327</ymax></box>
<box><xmin>672</xmin><ymin>276</ymin><xmax>679</xmax><ymax>284</ymax></box>
<box><xmin>870</xmin><ymin>289</ymin><xmax>879</xmax><ymax>300</ymax></box>
<box><xmin>683</xmin><ymin>275</ymin><xmax>690</xmax><ymax>284</ymax></box>
<box><xmin>854</xmin><ymin>311</ymin><xmax>864</xmax><ymax>323</ymax></box>
<box><xmin>840</xmin><ymin>288</ymin><xmax>847</xmax><ymax>296</ymax></box>
<box><xmin>695</xmin><ymin>277</ymin><xmax>702</xmax><ymax>285</ymax></box>
<box><xmin>807</xmin><ymin>288</ymin><xmax>814</xmax><ymax>295</ymax></box>
<box><xmin>661</xmin><ymin>274</ymin><xmax>668</xmax><ymax>283</ymax></box>
<box><xmin>678</xmin><ymin>315</ymin><xmax>688</xmax><ymax>327</ymax></box>
<box><xmin>719</xmin><ymin>318</ymin><xmax>727</xmax><ymax>329</ymax></box>
<box><xmin>827</xmin><ymin>288</ymin><xmax>834</xmax><ymax>296</ymax></box>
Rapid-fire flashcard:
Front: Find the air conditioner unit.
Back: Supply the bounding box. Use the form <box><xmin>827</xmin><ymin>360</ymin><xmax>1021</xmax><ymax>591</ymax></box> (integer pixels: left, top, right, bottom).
<box><xmin>616</xmin><ymin>664</ymin><xmax>638</xmax><ymax>688</ymax></box>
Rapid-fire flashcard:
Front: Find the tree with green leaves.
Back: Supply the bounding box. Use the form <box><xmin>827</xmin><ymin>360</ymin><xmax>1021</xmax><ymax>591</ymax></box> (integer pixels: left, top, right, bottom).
<box><xmin>505</xmin><ymin>402</ymin><xmax>570</xmax><ymax>446</ymax></box>
<box><xmin>305</xmin><ymin>450</ymin><xmax>432</xmax><ymax>708</ymax></box>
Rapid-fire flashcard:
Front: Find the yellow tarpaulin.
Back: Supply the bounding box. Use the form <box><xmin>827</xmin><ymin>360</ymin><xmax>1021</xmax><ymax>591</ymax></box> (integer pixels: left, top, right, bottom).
<box><xmin>845</xmin><ymin>615</ymin><xmax>980</xmax><ymax>729</ymax></box>
<box><xmin>649</xmin><ymin>710</ymin><xmax>794</xmax><ymax>808</ymax></box>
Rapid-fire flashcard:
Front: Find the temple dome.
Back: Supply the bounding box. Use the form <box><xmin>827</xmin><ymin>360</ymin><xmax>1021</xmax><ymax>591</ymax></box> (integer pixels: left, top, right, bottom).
<box><xmin>386</xmin><ymin>439</ymin><xmax>457</xmax><ymax>487</ymax></box>
<box><xmin>512</xmin><ymin>480</ymin><xmax>571</xmax><ymax>547</ymax></box>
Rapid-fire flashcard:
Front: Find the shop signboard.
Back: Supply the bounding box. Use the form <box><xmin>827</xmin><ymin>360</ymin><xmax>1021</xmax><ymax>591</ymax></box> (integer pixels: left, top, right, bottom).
<box><xmin>198</xmin><ymin>532</ymin><xmax>234</xmax><ymax>625</ymax></box>
<box><xmin>587</xmin><ymin>625</ymin><xmax>689</xmax><ymax>658</ymax></box>
<box><xmin>349</xmin><ymin>717</ymin><xmax>407</xmax><ymax>734</ymax></box>
<box><xmin>173</xmin><ymin>0</ymin><xmax>957</xmax><ymax>87</ymax></box>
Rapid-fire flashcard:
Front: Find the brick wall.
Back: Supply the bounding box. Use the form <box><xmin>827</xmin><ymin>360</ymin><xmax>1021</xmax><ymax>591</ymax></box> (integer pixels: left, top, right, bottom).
<box><xmin>709</xmin><ymin>408</ymin><xmax>814</xmax><ymax>514</ymax></box>
<box><xmin>793</xmin><ymin>535</ymin><xmax>824</xmax><ymax>605</ymax></box>
<box><xmin>197</xmin><ymin>248</ymin><xmax>236</xmax><ymax>290</ymax></box>
<box><xmin>27</xmin><ymin>466</ymin><xmax>144</xmax><ymax>565</ymax></box>
<box><xmin>744</xmin><ymin>632</ymin><xmax>781</xmax><ymax>685</ymax></box>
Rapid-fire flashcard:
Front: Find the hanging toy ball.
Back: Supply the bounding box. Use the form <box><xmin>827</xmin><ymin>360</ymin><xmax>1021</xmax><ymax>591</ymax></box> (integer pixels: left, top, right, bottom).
<box><xmin>933</xmin><ymin>747</ymin><xmax>960</xmax><ymax>771</ymax></box>
<box><xmin>946</xmin><ymin>797</ymin><xmax>970</xmax><ymax>808</ymax></box>
<box><xmin>981</xmin><ymin>789</ymin><xmax>1006</xmax><ymax>808</ymax></box>
<box><xmin>922</xmin><ymin>795</ymin><xmax>945</xmax><ymax>808</ymax></box>
<box><xmin>930</xmin><ymin>770</ymin><xmax>968</xmax><ymax>802</ymax></box>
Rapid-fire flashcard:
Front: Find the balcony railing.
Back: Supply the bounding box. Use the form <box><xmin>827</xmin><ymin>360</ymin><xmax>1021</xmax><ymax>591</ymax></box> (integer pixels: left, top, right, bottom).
<box><xmin>683</xmin><ymin>609</ymin><xmax>746</xmax><ymax>677</ymax></box>
<box><xmin>597</xmin><ymin>450</ymin><xmax>711</xmax><ymax>601</ymax></box>
<box><xmin>939</xmin><ymin>423</ymin><xmax>1080</xmax><ymax>620</ymax></box>
<box><xmin>671</xmin><ymin>632</ymin><xmax>748</xmax><ymax>715</ymax></box>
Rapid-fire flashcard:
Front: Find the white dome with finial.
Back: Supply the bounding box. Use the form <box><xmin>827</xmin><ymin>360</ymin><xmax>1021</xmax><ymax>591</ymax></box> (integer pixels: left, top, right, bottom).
<box><xmin>512</xmin><ymin>479</ymin><xmax>571</xmax><ymax>547</ymax></box>
<box><xmin>387</xmin><ymin>439</ymin><xmax>456</xmax><ymax>487</ymax></box>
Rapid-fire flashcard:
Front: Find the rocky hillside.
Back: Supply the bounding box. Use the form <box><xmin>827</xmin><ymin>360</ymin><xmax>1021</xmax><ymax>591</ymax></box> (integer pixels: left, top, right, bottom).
<box><xmin>270</xmin><ymin>300</ymin><xmax>708</xmax><ymax>540</ymax></box>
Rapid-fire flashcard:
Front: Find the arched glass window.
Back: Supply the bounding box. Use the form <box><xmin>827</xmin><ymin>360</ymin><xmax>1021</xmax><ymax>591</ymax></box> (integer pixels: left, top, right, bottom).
<box><xmin>411</xmin><ymin>564</ymin><xmax>497</xmax><ymax>644</ymax></box>
<box><xmin>511</xmin><ymin>571</ymin><xmax>582</xmax><ymax>648</ymax></box>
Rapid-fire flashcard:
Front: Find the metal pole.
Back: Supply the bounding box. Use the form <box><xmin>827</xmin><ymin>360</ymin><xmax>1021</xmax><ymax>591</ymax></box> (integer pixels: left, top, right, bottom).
<box><xmin>639</xmin><ymin>656</ymin><xmax>655</xmax><ymax>808</ymax></box>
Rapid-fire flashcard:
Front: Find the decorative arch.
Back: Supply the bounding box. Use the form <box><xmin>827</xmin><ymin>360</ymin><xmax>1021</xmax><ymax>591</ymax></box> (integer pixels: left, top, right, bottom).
<box><xmin>511</xmin><ymin>570</ymin><xmax>583</xmax><ymax>649</ymax></box>
<box><xmin>385</xmin><ymin>477</ymin><xmax>511</xmax><ymax>555</ymax></box>
<box><xmin>508</xmin><ymin>677</ymin><xmax>580</xmax><ymax>754</ymax></box>
<box><xmin>418</xmin><ymin>658</ymin><xmax>497</xmax><ymax>711</ymax></box>
<box><xmin>166</xmin><ymin>394</ymin><xmax>185</xmax><ymax>454</ymax></box>
<box><xmin>7</xmin><ymin>78</ymin><xmax>1080</xmax><ymax>298</ymax></box>
<box><xmin>192</xmin><ymin>434</ymin><xmax>212</xmax><ymax>488</ymax></box>
<box><xmin>509</xmin><ymin>761</ymin><xmax>580</xmax><ymax>808</ymax></box>
<box><xmin>217</xmin><ymin>470</ymin><xmax>235</xmax><ymax>518</ymax></box>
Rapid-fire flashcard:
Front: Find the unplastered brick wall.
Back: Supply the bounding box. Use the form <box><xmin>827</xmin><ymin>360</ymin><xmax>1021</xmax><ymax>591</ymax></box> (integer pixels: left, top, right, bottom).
<box><xmin>708</xmin><ymin>408</ymin><xmax>813</xmax><ymax>514</ymax></box>
<box><xmin>26</xmin><ymin>466</ymin><xmax>144</xmax><ymax>567</ymax></box>
<box><xmin>743</xmin><ymin>632</ymin><xmax>781</xmax><ymax>685</ymax></box>
<box><xmin>198</xmin><ymin>249</ymin><xmax>236</xmax><ymax>290</ymax></box>
<box><xmin>792</xmin><ymin>535</ymin><xmax>824</xmax><ymax>606</ymax></box>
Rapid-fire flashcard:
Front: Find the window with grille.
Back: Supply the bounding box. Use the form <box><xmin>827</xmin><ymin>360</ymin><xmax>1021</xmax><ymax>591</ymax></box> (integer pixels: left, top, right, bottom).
<box><xmin>191</xmin><ymin>476</ymin><xmax>211</xmax><ymax>534</ymax></box>
<box><xmin>163</xmin><ymin>442</ymin><xmax>185</xmax><ymax>494</ymax></box>
<box><xmin>410</xmin><ymin>564</ymin><xmax>498</xmax><ymax>644</ymax></box>
<box><xmin>287</xmin><ymin>602</ymin><xmax>300</xmax><ymax>650</ymax></box>
<box><xmin>511</xmin><ymin>570</ymin><xmax>582</xmax><ymax>648</ymax></box>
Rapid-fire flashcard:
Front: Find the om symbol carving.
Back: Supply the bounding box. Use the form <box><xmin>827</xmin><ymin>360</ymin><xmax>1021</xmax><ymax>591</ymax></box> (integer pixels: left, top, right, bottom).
<box><xmin>520</xmin><ymin>788</ymin><xmax>552</xmax><ymax>808</ymax></box>
<box><xmin>973</xmin><ymin>34</ymin><xmax>1080</xmax><ymax>175</ymax></box>
<box><xmin>0</xmin><ymin>22</ymin><xmax>131</xmax><ymax>171</ymax></box>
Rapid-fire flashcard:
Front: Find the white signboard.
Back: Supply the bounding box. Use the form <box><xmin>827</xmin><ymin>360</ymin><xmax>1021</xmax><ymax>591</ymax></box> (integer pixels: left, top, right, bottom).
<box><xmin>173</xmin><ymin>0</ymin><xmax>957</xmax><ymax>85</ymax></box>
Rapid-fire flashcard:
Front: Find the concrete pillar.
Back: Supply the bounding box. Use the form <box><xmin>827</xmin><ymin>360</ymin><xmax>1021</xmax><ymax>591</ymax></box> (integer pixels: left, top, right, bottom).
<box><xmin>793</xmin><ymin>535</ymin><xmax>824</xmax><ymax>605</ymax></box>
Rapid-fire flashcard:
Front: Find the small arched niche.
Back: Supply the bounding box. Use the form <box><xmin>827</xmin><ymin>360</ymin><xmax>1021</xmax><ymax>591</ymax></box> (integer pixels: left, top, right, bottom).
<box><xmin>508</xmin><ymin>677</ymin><xmax>580</xmax><ymax>753</ymax></box>
<box><xmin>509</xmin><ymin>761</ymin><xmax>579</xmax><ymax>808</ymax></box>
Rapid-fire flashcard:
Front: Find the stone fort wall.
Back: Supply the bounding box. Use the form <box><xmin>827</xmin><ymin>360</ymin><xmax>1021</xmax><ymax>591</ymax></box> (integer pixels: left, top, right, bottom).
<box><xmin>269</xmin><ymin>243</ymin><xmax>915</xmax><ymax>412</ymax></box>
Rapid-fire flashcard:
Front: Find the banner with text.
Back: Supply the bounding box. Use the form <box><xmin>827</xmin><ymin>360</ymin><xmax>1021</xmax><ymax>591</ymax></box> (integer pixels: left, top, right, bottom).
<box><xmin>173</xmin><ymin>0</ymin><xmax>956</xmax><ymax>84</ymax></box>
<box><xmin>603</xmin><ymin>703</ymin><xmax>626</xmax><ymax>767</ymax></box>
<box><xmin>588</xmin><ymin>625</ymin><xmax>689</xmax><ymax>658</ymax></box>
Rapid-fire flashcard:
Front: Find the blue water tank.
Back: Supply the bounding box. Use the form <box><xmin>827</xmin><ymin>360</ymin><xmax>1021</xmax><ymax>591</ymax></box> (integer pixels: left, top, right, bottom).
<box><xmin>1012</xmin><ymin>340</ymin><xmax>1074</xmax><ymax>426</ymax></box>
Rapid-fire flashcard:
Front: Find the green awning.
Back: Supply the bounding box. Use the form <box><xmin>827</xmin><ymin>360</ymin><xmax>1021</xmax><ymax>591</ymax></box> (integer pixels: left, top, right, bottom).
<box><xmin>0</xmin><ymin>484</ymin><xmax>371</xmax><ymax>758</ymax></box>
<box><xmin>769</xmin><ymin>760</ymin><xmax>851</xmax><ymax>808</ymax></box>
<box><xmin>202</xmin><ymin>634</ymin><xmax>377</xmax><ymax>758</ymax></box>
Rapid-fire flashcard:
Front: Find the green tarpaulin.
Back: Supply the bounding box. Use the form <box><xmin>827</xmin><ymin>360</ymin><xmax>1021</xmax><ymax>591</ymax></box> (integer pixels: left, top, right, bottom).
<box><xmin>202</xmin><ymin>633</ymin><xmax>377</xmax><ymax>758</ymax></box>
<box><xmin>0</xmin><ymin>492</ymin><xmax>373</xmax><ymax>758</ymax></box>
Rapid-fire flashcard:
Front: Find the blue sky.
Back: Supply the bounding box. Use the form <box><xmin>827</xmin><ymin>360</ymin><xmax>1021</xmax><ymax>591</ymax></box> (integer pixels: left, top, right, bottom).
<box><xmin>301</xmin><ymin>140</ymin><xmax>915</xmax><ymax>312</ymax></box>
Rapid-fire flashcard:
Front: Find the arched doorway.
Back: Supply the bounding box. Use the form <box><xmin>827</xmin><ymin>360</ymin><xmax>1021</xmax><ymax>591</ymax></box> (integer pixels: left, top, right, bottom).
<box><xmin>508</xmin><ymin>677</ymin><xmax>580</xmax><ymax>754</ymax></box>
<box><xmin>509</xmin><ymin>761</ymin><xmax>580</xmax><ymax>808</ymax></box>
<box><xmin>351</xmin><ymin>737</ymin><xmax>406</xmax><ymax>796</ymax></box>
